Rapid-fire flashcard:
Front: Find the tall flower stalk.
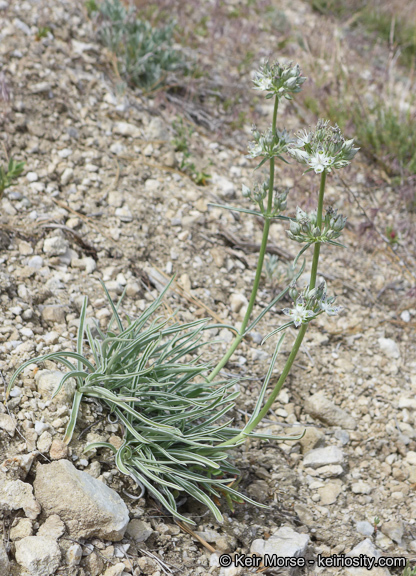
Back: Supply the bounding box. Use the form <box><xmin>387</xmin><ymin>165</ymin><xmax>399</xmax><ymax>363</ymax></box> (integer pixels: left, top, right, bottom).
<box><xmin>208</xmin><ymin>61</ymin><xmax>306</xmax><ymax>382</ymax></box>
<box><xmin>209</xmin><ymin>65</ymin><xmax>358</xmax><ymax>448</ymax></box>
<box><xmin>219</xmin><ymin>172</ymin><xmax>327</xmax><ymax>447</ymax></box>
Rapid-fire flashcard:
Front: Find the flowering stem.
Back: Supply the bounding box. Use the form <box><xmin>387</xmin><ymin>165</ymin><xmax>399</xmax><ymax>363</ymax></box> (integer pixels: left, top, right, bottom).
<box><xmin>207</xmin><ymin>97</ymin><xmax>279</xmax><ymax>383</ymax></box>
<box><xmin>309</xmin><ymin>170</ymin><xmax>326</xmax><ymax>290</ymax></box>
<box><xmin>220</xmin><ymin>170</ymin><xmax>327</xmax><ymax>446</ymax></box>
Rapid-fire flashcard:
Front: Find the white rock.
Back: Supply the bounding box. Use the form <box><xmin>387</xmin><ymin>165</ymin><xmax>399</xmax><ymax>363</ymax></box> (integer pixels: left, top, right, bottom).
<box><xmin>251</xmin><ymin>526</ymin><xmax>309</xmax><ymax>559</ymax></box>
<box><xmin>219</xmin><ymin>328</ymin><xmax>233</xmax><ymax>343</ymax></box>
<box><xmin>398</xmin><ymin>397</ymin><xmax>416</xmax><ymax>410</ymax></box>
<box><xmin>103</xmin><ymin>563</ymin><xmax>126</xmax><ymax>576</ymax></box>
<box><xmin>72</xmin><ymin>40</ymin><xmax>94</xmax><ymax>54</ymax></box>
<box><xmin>15</xmin><ymin>536</ymin><xmax>61</xmax><ymax>576</ymax></box>
<box><xmin>346</xmin><ymin>538</ymin><xmax>390</xmax><ymax>576</ymax></box>
<box><xmin>30</xmin><ymin>81</ymin><xmax>52</xmax><ymax>93</ymax></box>
<box><xmin>35</xmin><ymin>370</ymin><xmax>75</xmax><ymax>404</ymax></box>
<box><xmin>10</xmin><ymin>518</ymin><xmax>33</xmax><ymax>541</ymax></box>
<box><xmin>33</xmin><ymin>460</ymin><xmax>129</xmax><ymax>540</ymax></box>
<box><xmin>66</xmin><ymin>543</ymin><xmax>82</xmax><ymax>567</ymax></box>
<box><xmin>113</xmin><ymin>121</ymin><xmax>141</xmax><ymax>138</ymax></box>
<box><xmin>34</xmin><ymin>421</ymin><xmax>50</xmax><ymax>435</ymax></box>
<box><xmin>58</xmin><ymin>148</ymin><xmax>72</xmax><ymax>158</ymax></box>
<box><xmin>60</xmin><ymin>167</ymin><xmax>74</xmax><ymax>185</ymax></box>
<box><xmin>26</xmin><ymin>172</ymin><xmax>38</xmax><ymax>182</ymax></box>
<box><xmin>115</xmin><ymin>205</ymin><xmax>133</xmax><ymax>222</ymax></box>
<box><xmin>378</xmin><ymin>337</ymin><xmax>400</xmax><ymax>359</ymax></box>
<box><xmin>381</xmin><ymin>520</ymin><xmax>403</xmax><ymax>544</ymax></box>
<box><xmin>229</xmin><ymin>293</ymin><xmax>248</xmax><ymax>314</ymax></box>
<box><xmin>37</xmin><ymin>431</ymin><xmax>53</xmax><ymax>453</ymax></box>
<box><xmin>219</xmin><ymin>566</ymin><xmax>242</xmax><ymax>576</ymax></box>
<box><xmin>109</xmin><ymin>142</ymin><xmax>126</xmax><ymax>155</ymax></box>
<box><xmin>43</xmin><ymin>236</ymin><xmax>69</xmax><ymax>256</ymax></box>
<box><xmin>308</xmin><ymin>464</ymin><xmax>344</xmax><ymax>478</ymax></box>
<box><xmin>0</xmin><ymin>414</ymin><xmax>16</xmax><ymax>436</ymax></box>
<box><xmin>212</xmin><ymin>173</ymin><xmax>235</xmax><ymax>198</ymax></box>
<box><xmin>27</xmin><ymin>255</ymin><xmax>43</xmax><ymax>269</ymax></box>
<box><xmin>18</xmin><ymin>240</ymin><xmax>33</xmax><ymax>255</ymax></box>
<box><xmin>145</xmin><ymin>178</ymin><xmax>161</xmax><ymax>192</ymax></box>
<box><xmin>126</xmin><ymin>519</ymin><xmax>153</xmax><ymax>542</ymax></box>
<box><xmin>42</xmin><ymin>331</ymin><xmax>60</xmax><ymax>345</ymax></box>
<box><xmin>351</xmin><ymin>482</ymin><xmax>372</xmax><ymax>494</ymax></box>
<box><xmin>210</xmin><ymin>552</ymin><xmax>220</xmax><ymax>567</ymax></box>
<box><xmin>318</xmin><ymin>482</ymin><xmax>342</xmax><ymax>505</ymax></box>
<box><xmin>400</xmin><ymin>310</ymin><xmax>411</xmax><ymax>322</ymax></box>
<box><xmin>71</xmin><ymin>256</ymin><xmax>96</xmax><ymax>273</ymax></box>
<box><xmin>147</xmin><ymin>117</ymin><xmax>165</xmax><ymax>139</ymax></box>
<box><xmin>37</xmin><ymin>514</ymin><xmax>65</xmax><ymax>539</ymax></box>
<box><xmin>356</xmin><ymin>521</ymin><xmax>374</xmax><ymax>537</ymax></box>
<box><xmin>305</xmin><ymin>392</ymin><xmax>356</xmax><ymax>429</ymax></box>
<box><xmin>0</xmin><ymin>475</ymin><xmax>41</xmax><ymax>519</ymax></box>
<box><xmin>303</xmin><ymin>446</ymin><xmax>344</xmax><ymax>469</ymax></box>
<box><xmin>108</xmin><ymin>190</ymin><xmax>124</xmax><ymax>207</ymax></box>
<box><xmin>406</xmin><ymin>451</ymin><xmax>416</xmax><ymax>465</ymax></box>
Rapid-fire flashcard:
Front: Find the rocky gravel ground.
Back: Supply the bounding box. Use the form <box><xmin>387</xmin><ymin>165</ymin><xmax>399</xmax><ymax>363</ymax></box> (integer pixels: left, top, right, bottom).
<box><xmin>1</xmin><ymin>0</ymin><xmax>416</xmax><ymax>575</ymax></box>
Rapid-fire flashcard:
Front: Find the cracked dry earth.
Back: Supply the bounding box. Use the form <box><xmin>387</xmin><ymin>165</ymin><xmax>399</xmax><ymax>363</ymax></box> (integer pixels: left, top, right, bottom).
<box><xmin>0</xmin><ymin>0</ymin><xmax>416</xmax><ymax>575</ymax></box>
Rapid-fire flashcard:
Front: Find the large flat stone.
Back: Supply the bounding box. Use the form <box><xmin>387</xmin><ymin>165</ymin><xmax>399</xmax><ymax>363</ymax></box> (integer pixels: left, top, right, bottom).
<box><xmin>34</xmin><ymin>460</ymin><xmax>129</xmax><ymax>540</ymax></box>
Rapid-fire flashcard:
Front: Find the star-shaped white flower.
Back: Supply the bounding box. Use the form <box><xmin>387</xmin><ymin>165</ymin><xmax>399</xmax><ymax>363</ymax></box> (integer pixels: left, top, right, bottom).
<box><xmin>307</xmin><ymin>151</ymin><xmax>335</xmax><ymax>174</ymax></box>
<box><xmin>282</xmin><ymin>301</ymin><xmax>315</xmax><ymax>327</ymax></box>
<box><xmin>320</xmin><ymin>298</ymin><xmax>343</xmax><ymax>316</ymax></box>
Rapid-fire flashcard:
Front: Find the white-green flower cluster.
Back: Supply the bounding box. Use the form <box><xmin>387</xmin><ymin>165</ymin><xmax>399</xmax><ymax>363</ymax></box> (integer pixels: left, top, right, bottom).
<box><xmin>283</xmin><ymin>281</ymin><xmax>343</xmax><ymax>328</ymax></box>
<box><xmin>288</xmin><ymin>120</ymin><xmax>359</xmax><ymax>174</ymax></box>
<box><xmin>253</xmin><ymin>60</ymin><xmax>306</xmax><ymax>100</ymax></box>
<box><xmin>247</xmin><ymin>126</ymin><xmax>293</xmax><ymax>161</ymax></box>
<box><xmin>242</xmin><ymin>180</ymin><xmax>288</xmax><ymax>216</ymax></box>
<box><xmin>287</xmin><ymin>206</ymin><xmax>347</xmax><ymax>245</ymax></box>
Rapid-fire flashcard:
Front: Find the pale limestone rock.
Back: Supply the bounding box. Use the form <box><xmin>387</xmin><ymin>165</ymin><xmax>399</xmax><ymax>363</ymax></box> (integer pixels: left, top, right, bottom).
<box><xmin>34</xmin><ymin>460</ymin><xmax>129</xmax><ymax>540</ymax></box>
<box><xmin>35</xmin><ymin>369</ymin><xmax>75</xmax><ymax>404</ymax></box>
<box><xmin>305</xmin><ymin>392</ymin><xmax>356</xmax><ymax>429</ymax></box>
<box><xmin>15</xmin><ymin>536</ymin><xmax>61</xmax><ymax>576</ymax></box>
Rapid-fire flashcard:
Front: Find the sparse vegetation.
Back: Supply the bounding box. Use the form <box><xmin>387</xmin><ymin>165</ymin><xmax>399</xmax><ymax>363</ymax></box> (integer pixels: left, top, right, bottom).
<box><xmin>172</xmin><ymin>116</ymin><xmax>211</xmax><ymax>185</ymax></box>
<box><xmin>96</xmin><ymin>0</ymin><xmax>186</xmax><ymax>91</ymax></box>
<box><xmin>0</xmin><ymin>158</ymin><xmax>25</xmax><ymax>200</ymax></box>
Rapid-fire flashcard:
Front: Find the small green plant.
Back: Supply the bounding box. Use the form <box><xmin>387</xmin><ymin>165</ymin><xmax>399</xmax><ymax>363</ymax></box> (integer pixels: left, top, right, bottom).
<box><xmin>354</xmin><ymin>104</ymin><xmax>416</xmax><ymax>175</ymax></box>
<box><xmin>0</xmin><ymin>158</ymin><xmax>25</xmax><ymax>200</ymax></box>
<box><xmin>97</xmin><ymin>0</ymin><xmax>185</xmax><ymax>91</ymax></box>
<box><xmin>36</xmin><ymin>26</ymin><xmax>51</xmax><ymax>40</ymax></box>
<box><xmin>172</xmin><ymin>117</ymin><xmax>211</xmax><ymax>185</ymax></box>
<box><xmin>385</xmin><ymin>225</ymin><xmax>399</xmax><ymax>245</ymax></box>
<box><xmin>402</xmin><ymin>564</ymin><xmax>416</xmax><ymax>576</ymax></box>
<box><xmin>85</xmin><ymin>0</ymin><xmax>99</xmax><ymax>16</ymax></box>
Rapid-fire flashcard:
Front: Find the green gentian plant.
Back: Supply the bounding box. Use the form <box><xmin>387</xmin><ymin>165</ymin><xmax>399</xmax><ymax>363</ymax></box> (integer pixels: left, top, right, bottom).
<box><xmin>6</xmin><ymin>60</ymin><xmax>358</xmax><ymax>523</ymax></box>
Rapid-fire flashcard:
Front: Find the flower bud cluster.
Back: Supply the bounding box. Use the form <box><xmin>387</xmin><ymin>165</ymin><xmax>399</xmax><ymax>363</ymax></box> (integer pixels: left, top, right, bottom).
<box><xmin>247</xmin><ymin>126</ymin><xmax>293</xmax><ymax>160</ymax></box>
<box><xmin>242</xmin><ymin>181</ymin><xmax>288</xmax><ymax>216</ymax></box>
<box><xmin>288</xmin><ymin>120</ymin><xmax>359</xmax><ymax>174</ymax></box>
<box><xmin>253</xmin><ymin>60</ymin><xmax>306</xmax><ymax>100</ymax></box>
<box><xmin>283</xmin><ymin>281</ymin><xmax>342</xmax><ymax>327</ymax></box>
<box><xmin>287</xmin><ymin>206</ymin><xmax>347</xmax><ymax>244</ymax></box>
